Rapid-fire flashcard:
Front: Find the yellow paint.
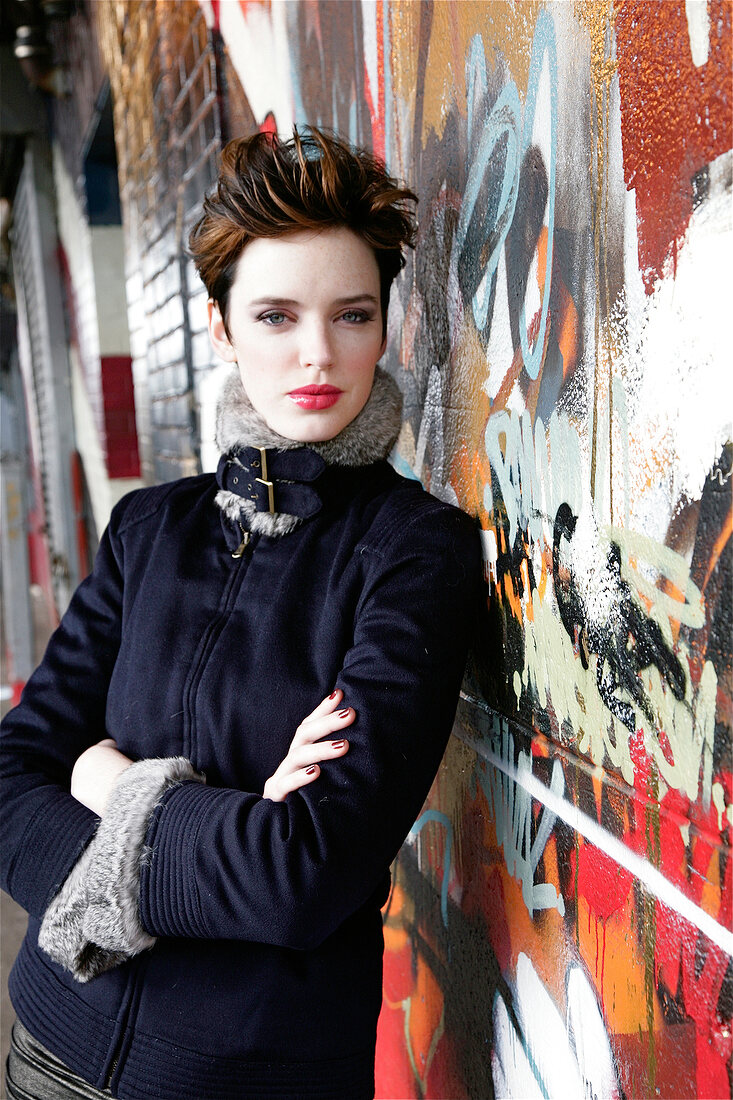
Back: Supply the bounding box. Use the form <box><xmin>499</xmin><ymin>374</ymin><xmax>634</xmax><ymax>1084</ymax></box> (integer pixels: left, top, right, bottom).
<box><xmin>577</xmin><ymin>891</ymin><xmax>650</xmax><ymax>1035</ymax></box>
<box><xmin>391</xmin><ymin>0</ymin><xmax>541</xmax><ymax>147</ymax></box>
<box><xmin>701</xmin><ymin>846</ymin><xmax>723</xmax><ymax>923</ymax></box>
<box><xmin>703</xmin><ymin>504</ymin><xmax>733</xmax><ymax>591</ymax></box>
<box><xmin>609</xmin><ymin>526</ymin><xmax>705</xmax><ymax>632</ymax></box>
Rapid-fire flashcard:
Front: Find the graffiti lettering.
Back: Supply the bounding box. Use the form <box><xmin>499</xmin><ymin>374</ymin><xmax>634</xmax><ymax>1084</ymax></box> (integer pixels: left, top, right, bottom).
<box><xmin>493</xmin><ymin>954</ymin><xmax>620</xmax><ymax>1099</ymax></box>
<box><xmin>458</xmin><ymin>12</ymin><xmax>557</xmax><ymax>378</ymax></box>
<box><xmin>478</xmin><ymin>723</ymin><xmax>565</xmax><ymax>917</ymax></box>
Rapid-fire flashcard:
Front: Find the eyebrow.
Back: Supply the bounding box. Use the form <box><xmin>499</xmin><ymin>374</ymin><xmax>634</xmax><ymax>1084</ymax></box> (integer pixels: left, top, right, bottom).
<box><xmin>248</xmin><ymin>294</ymin><xmax>379</xmax><ymax>307</ymax></box>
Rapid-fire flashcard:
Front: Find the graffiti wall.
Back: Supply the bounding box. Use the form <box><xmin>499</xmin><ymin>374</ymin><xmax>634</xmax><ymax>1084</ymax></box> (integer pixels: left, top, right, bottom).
<box><xmin>206</xmin><ymin>1</ymin><xmax>732</xmax><ymax>1095</ymax></box>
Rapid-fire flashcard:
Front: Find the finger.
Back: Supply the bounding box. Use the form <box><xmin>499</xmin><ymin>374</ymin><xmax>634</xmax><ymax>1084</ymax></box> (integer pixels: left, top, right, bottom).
<box><xmin>292</xmin><ymin>707</ymin><xmax>355</xmax><ymax>747</ymax></box>
<box><xmin>285</xmin><ymin>738</ymin><xmax>350</xmax><ymax>771</ymax></box>
<box><xmin>264</xmin><ymin>763</ymin><xmax>321</xmax><ymax>802</ymax></box>
<box><xmin>299</xmin><ymin>690</ymin><xmax>343</xmax><ymax>726</ymax></box>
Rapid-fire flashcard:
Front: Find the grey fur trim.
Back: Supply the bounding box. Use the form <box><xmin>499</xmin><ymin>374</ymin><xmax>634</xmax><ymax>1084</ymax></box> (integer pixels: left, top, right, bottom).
<box><xmin>38</xmin><ymin>757</ymin><xmax>204</xmax><ymax>983</ymax></box>
<box><xmin>214</xmin><ymin>367</ymin><xmax>402</xmax><ymax>537</ymax></box>
<box><xmin>215</xmin><ymin>491</ymin><xmax>303</xmax><ymax>536</ymax></box>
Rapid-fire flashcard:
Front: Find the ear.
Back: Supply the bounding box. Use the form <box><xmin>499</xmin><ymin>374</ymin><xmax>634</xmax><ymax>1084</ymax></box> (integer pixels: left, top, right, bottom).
<box><xmin>207</xmin><ymin>301</ymin><xmax>237</xmax><ymax>362</ymax></box>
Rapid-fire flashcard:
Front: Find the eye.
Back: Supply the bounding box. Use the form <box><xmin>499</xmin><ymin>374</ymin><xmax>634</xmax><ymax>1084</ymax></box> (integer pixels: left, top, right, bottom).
<box><xmin>339</xmin><ymin>309</ymin><xmax>371</xmax><ymax>324</ymax></box>
<box><xmin>258</xmin><ymin>311</ymin><xmax>288</xmax><ymax>326</ymax></box>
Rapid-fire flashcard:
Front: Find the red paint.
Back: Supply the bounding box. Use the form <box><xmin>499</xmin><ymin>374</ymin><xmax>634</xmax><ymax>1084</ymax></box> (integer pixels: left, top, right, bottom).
<box><xmin>573</xmin><ymin>842</ymin><xmax>633</xmax><ymax>923</ymax></box>
<box><xmin>371</xmin><ymin>0</ymin><xmax>386</xmax><ymax>162</ymax></box>
<box><xmin>70</xmin><ymin>450</ymin><xmax>91</xmax><ymax>579</ymax></box>
<box><xmin>375</xmin><ymin>998</ymin><xmax>415</xmax><ymax>1100</ymax></box>
<box><xmin>259</xmin><ymin>111</ymin><xmax>277</xmax><ymax>135</ymax></box>
<box><xmin>615</xmin><ymin>1</ymin><xmax>732</xmax><ymax>292</ymax></box>
<box><xmin>100</xmin><ymin>356</ymin><xmax>141</xmax><ymax>479</ymax></box>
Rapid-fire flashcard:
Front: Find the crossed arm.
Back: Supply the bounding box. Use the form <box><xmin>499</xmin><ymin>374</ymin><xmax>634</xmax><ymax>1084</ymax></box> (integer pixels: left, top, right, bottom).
<box><xmin>72</xmin><ymin>690</ymin><xmax>354</xmax><ymax>815</ymax></box>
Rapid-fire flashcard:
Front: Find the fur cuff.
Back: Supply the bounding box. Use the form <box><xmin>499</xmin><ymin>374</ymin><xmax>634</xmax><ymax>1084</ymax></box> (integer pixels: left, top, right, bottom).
<box><xmin>38</xmin><ymin>757</ymin><xmax>204</xmax><ymax>982</ymax></box>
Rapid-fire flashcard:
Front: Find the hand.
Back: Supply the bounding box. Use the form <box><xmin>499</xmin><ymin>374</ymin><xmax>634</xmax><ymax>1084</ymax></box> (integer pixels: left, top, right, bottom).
<box><xmin>263</xmin><ymin>690</ymin><xmax>353</xmax><ymax>802</ymax></box>
<box><xmin>71</xmin><ymin>738</ymin><xmax>134</xmax><ymax>817</ymax></box>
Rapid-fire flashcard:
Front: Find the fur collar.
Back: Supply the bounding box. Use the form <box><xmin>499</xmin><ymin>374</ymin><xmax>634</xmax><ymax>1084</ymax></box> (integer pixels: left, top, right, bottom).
<box><xmin>214</xmin><ymin>366</ymin><xmax>403</xmax><ymax>536</ymax></box>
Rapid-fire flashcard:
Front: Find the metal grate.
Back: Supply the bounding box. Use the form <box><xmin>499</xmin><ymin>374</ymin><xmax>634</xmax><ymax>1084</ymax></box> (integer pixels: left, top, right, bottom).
<box><xmin>11</xmin><ymin>141</ymin><xmax>79</xmax><ymax>612</ymax></box>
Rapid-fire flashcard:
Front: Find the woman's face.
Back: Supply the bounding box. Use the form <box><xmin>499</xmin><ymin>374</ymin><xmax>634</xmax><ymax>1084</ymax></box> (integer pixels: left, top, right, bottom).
<box><xmin>208</xmin><ymin>227</ymin><xmax>386</xmax><ymax>442</ymax></box>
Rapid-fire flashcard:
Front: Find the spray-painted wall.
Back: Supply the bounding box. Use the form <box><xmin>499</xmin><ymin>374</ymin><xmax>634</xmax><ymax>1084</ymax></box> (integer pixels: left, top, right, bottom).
<box><xmin>218</xmin><ymin>1</ymin><xmax>732</xmax><ymax>1095</ymax></box>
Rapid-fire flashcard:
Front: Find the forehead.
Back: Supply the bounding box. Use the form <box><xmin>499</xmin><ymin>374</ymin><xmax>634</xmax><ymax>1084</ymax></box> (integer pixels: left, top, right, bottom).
<box><xmin>232</xmin><ymin>227</ymin><xmax>380</xmax><ymax>296</ymax></box>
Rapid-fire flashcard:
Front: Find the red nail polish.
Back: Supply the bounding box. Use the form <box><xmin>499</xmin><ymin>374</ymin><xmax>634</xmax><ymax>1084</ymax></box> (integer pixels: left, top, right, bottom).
<box><xmin>329</xmin><ymin>691</ymin><xmax>338</xmax><ymax>700</ymax></box>
<box><xmin>337</xmin><ymin>708</ymin><xmax>350</xmax><ymax>718</ymax></box>
<box><xmin>331</xmin><ymin>740</ymin><xmax>346</xmax><ymax>750</ymax></box>
<box><xmin>306</xmin><ymin>765</ymin><xmax>317</xmax><ymax>774</ymax></box>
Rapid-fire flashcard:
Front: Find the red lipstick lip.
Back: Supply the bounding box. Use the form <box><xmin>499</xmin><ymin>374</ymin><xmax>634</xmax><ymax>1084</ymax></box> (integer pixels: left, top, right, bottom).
<box><xmin>288</xmin><ymin>385</ymin><xmax>342</xmax><ymax>395</ymax></box>
<box><xmin>287</xmin><ymin>384</ymin><xmax>343</xmax><ymax>410</ymax></box>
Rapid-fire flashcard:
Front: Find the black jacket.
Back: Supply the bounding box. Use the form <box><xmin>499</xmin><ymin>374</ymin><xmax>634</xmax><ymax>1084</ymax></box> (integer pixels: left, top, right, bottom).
<box><xmin>0</xmin><ymin>374</ymin><xmax>481</xmax><ymax>1099</ymax></box>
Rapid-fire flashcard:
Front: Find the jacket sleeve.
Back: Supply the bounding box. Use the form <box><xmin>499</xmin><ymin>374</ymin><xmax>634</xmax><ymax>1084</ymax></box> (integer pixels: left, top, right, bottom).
<box><xmin>0</xmin><ymin>494</ymin><xmax>132</xmax><ymax>918</ymax></box>
<box><xmin>134</xmin><ymin>501</ymin><xmax>482</xmax><ymax>951</ymax></box>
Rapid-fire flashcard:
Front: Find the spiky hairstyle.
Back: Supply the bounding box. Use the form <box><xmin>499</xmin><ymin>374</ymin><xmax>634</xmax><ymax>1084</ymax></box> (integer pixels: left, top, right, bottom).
<box><xmin>189</xmin><ymin>127</ymin><xmax>417</xmax><ymax>335</ymax></box>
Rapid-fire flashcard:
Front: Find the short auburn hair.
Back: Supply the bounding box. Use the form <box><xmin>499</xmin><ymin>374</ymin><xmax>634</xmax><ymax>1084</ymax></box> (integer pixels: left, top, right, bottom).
<box><xmin>189</xmin><ymin>127</ymin><xmax>417</xmax><ymax>336</ymax></box>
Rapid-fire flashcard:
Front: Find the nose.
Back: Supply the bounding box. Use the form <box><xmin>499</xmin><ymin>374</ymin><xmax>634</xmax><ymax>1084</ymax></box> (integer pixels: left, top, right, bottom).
<box><xmin>299</xmin><ymin>318</ymin><xmax>334</xmax><ymax>370</ymax></box>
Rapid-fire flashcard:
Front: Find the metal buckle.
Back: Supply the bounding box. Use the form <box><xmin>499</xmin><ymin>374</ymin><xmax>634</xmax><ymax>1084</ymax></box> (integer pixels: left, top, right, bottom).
<box><xmin>254</xmin><ymin>447</ymin><xmax>275</xmax><ymax>513</ymax></box>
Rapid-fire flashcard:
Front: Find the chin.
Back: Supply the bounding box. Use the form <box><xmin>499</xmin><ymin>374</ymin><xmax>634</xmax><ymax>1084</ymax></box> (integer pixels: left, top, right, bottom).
<box><xmin>270</xmin><ymin>406</ymin><xmax>360</xmax><ymax>443</ymax></box>
<box><xmin>285</xmin><ymin>418</ymin><xmax>345</xmax><ymax>443</ymax></box>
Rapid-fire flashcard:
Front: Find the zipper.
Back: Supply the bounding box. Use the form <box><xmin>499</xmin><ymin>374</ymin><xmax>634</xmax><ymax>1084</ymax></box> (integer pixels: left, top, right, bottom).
<box><xmin>232</xmin><ymin>523</ymin><xmax>250</xmax><ymax>559</ymax></box>
<box><xmin>104</xmin><ymin>1056</ymin><xmax>118</xmax><ymax>1090</ymax></box>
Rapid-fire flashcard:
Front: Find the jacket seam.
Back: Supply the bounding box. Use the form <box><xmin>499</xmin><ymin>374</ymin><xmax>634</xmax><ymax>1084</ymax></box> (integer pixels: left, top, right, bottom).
<box><xmin>355</xmin><ymin>495</ymin><xmax>461</xmax><ymax>562</ymax></box>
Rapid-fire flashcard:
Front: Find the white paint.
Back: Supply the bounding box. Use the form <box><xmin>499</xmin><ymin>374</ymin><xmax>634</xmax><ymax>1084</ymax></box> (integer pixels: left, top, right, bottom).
<box><xmin>685</xmin><ymin>0</ymin><xmax>711</xmax><ymax>67</ymax></box>
<box><xmin>483</xmin><ymin>244</ymin><xmax>514</xmax><ymax>400</ymax></box>
<box><xmin>567</xmin><ymin>966</ymin><xmax>620</xmax><ymax>1099</ymax></box>
<box><xmin>493</xmin><ymin>953</ymin><xmax>587</xmax><ymax>1099</ymax></box>
<box><xmin>566</xmin><ymin>505</ymin><xmax>622</xmax><ymax>626</ymax></box>
<box><xmin>484</xmin><ymin>406</ymin><xmax>584</xmax><ymax>550</ymax></box>
<box><xmin>479</xmin><ymin>527</ymin><xmax>498</xmax><ymax>584</ymax></box>
<box><xmin>197</xmin><ymin>0</ymin><xmax>215</xmax><ymax>28</ymax></box>
<box><xmin>460</xmin><ymin>714</ymin><xmax>733</xmax><ymax>958</ymax></box>
<box><xmin>361</xmin><ymin>0</ymin><xmax>379</xmax><ymax>125</ymax></box>
<box><xmin>197</xmin><ymin>361</ymin><xmax>232</xmax><ymax>474</ymax></box>
<box><xmin>621</xmin><ymin>151</ymin><xmax>733</xmax><ymax>534</ymax></box>
<box><xmin>217</xmin><ymin>0</ymin><xmax>295</xmax><ymax>130</ymax></box>
<box><xmin>492</xmin><ymin>990</ymin><xmax>545</xmax><ymax>1100</ymax></box>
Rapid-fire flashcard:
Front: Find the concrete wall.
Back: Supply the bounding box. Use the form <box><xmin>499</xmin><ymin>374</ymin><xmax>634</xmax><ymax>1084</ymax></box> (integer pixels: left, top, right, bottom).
<box><xmin>211</xmin><ymin>2</ymin><xmax>732</xmax><ymax>1096</ymax></box>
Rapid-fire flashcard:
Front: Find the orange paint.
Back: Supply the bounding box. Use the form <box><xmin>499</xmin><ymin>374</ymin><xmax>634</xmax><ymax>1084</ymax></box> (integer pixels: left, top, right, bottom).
<box><xmin>702</xmin><ymin>504</ymin><xmax>732</xmax><ymax>592</ymax></box>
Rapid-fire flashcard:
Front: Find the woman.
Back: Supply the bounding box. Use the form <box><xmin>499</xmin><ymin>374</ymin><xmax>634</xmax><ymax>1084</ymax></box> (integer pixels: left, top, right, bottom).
<box><xmin>1</xmin><ymin>128</ymin><xmax>481</xmax><ymax>1100</ymax></box>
